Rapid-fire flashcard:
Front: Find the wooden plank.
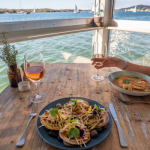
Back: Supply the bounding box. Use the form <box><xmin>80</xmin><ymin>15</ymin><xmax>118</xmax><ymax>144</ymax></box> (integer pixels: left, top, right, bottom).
<box><xmin>107</xmin><ymin>19</ymin><xmax>150</xmax><ymax>34</ymax></box>
<box><xmin>106</xmin><ymin>26</ymin><xmax>150</xmax><ymax>34</ymax></box>
<box><xmin>0</xmin><ymin>17</ymin><xmax>104</xmax><ymax>44</ymax></box>
<box><xmin>110</xmin><ymin>20</ymin><xmax>150</xmax><ymax>30</ymax></box>
<box><xmin>0</xmin><ymin>26</ymin><xmax>103</xmax><ymax>44</ymax></box>
<box><xmin>0</xmin><ymin>18</ymin><xmax>94</xmax><ymax>32</ymax></box>
<box><xmin>108</xmin><ymin>67</ymin><xmax>147</xmax><ymax>149</ymax></box>
<box><xmin>0</xmin><ymin>64</ymin><xmax>150</xmax><ymax>150</ymax></box>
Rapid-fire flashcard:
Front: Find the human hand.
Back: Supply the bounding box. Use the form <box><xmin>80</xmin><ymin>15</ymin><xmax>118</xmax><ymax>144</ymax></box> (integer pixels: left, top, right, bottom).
<box><xmin>91</xmin><ymin>56</ymin><xmax>118</xmax><ymax>69</ymax></box>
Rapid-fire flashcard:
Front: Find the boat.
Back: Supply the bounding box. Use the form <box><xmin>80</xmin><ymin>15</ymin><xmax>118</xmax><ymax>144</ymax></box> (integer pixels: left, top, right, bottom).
<box><xmin>17</xmin><ymin>0</ymin><xmax>24</xmax><ymax>14</ymax></box>
<box><xmin>90</xmin><ymin>3</ymin><xmax>94</xmax><ymax>13</ymax></box>
<box><xmin>18</xmin><ymin>11</ymin><xmax>24</xmax><ymax>14</ymax></box>
<box><xmin>24</xmin><ymin>11</ymin><xmax>30</xmax><ymax>14</ymax></box>
<box><xmin>74</xmin><ymin>4</ymin><xmax>80</xmax><ymax>13</ymax></box>
<box><xmin>33</xmin><ymin>7</ymin><xmax>36</xmax><ymax>13</ymax></box>
<box><xmin>132</xmin><ymin>6</ymin><xmax>137</xmax><ymax>12</ymax></box>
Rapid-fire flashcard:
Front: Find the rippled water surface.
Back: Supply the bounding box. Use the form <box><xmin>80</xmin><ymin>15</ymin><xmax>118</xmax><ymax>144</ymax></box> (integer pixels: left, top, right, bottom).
<box><xmin>0</xmin><ymin>11</ymin><xmax>150</xmax><ymax>92</ymax></box>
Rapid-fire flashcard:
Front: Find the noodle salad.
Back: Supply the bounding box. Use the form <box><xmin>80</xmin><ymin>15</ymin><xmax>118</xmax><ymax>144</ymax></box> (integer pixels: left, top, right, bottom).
<box><xmin>39</xmin><ymin>98</ymin><xmax>109</xmax><ymax>147</ymax></box>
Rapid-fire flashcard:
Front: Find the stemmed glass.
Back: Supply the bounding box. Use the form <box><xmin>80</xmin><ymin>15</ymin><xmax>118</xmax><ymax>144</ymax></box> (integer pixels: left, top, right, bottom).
<box><xmin>91</xmin><ymin>42</ymin><xmax>108</xmax><ymax>81</ymax></box>
<box><xmin>24</xmin><ymin>52</ymin><xmax>47</xmax><ymax>103</ymax></box>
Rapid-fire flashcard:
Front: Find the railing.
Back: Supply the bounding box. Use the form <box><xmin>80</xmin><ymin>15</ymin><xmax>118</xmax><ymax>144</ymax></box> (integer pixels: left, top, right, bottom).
<box><xmin>0</xmin><ymin>18</ymin><xmax>102</xmax><ymax>44</ymax></box>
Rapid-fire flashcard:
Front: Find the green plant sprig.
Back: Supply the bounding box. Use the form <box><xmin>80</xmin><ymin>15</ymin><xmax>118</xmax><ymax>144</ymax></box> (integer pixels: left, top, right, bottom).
<box><xmin>0</xmin><ymin>31</ymin><xmax>18</xmax><ymax>66</ymax></box>
<box><xmin>95</xmin><ymin>9</ymin><xmax>103</xmax><ymax>16</ymax></box>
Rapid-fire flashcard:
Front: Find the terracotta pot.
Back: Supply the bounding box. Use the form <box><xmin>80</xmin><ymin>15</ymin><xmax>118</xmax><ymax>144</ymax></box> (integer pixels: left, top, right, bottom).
<box><xmin>93</xmin><ymin>17</ymin><xmax>104</xmax><ymax>27</ymax></box>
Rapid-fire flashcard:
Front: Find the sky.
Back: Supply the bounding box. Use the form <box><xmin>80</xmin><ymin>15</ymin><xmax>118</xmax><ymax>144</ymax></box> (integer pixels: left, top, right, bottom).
<box><xmin>1</xmin><ymin>0</ymin><xmax>150</xmax><ymax>10</ymax></box>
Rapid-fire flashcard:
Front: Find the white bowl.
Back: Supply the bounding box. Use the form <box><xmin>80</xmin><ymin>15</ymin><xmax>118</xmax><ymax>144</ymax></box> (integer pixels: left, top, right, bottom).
<box><xmin>18</xmin><ymin>81</ymin><xmax>30</xmax><ymax>92</ymax></box>
<box><xmin>108</xmin><ymin>71</ymin><xmax>150</xmax><ymax>96</ymax></box>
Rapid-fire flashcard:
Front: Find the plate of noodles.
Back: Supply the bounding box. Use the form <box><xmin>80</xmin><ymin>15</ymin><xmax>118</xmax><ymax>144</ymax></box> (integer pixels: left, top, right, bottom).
<box><xmin>108</xmin><ymin>71</ymin><xmax>150</xmax><ymax>96</ymax></box>
<box><xmin>36</xmin><ymin>97</ymin><xmax>112</xmax><ymax>150</ymax></box>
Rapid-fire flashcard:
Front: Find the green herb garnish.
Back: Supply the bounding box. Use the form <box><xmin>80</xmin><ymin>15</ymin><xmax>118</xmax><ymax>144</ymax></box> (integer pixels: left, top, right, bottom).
<box><xmin>49</xmin><ymin>108</ymin><xmax>58</xmax><ymax>116</ymax></box>
<box><xmin>115</xmin><ymin>77</ymin><xmax>120</xmax><ymax>80</ymax></box>
<box><xmin>71</xmin><ymin>98</ymin><xmax>77</xmax><ymax>106</ymax></box>
<box><xmin>67</xmin><ymin>119</ymin><xmax>77</xmax><ymax>124</ymax></box>
<box><xmin>133</xmin><ymin>77</ymin><xmax>139</xmax><ymax>79</ymax></box>
<box><xmin>67</xmin><ymin>128</ymin><xmax>80</xmax><ymax>138</ymax></box>
<box><xmin>123</xmin><ymin>79</ymin><xmax>129</xmax><ymax>84</ymax></box>
<box><xmin>94</xmin><ymin>104</ymin><xmax>104</xmax><ymax>111</ymax></box>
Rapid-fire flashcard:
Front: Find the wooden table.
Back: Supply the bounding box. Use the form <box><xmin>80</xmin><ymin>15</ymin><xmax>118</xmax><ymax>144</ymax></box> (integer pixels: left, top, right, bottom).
<box><xmin>0</xmin><ymin>63</ymin><xmax>150</xmax><ymax>150</ymax></box>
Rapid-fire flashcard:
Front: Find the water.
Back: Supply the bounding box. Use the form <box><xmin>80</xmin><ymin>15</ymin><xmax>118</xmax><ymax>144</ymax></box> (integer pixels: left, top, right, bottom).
<box><xmin>0</xmin><ymin>11</ymin><xmax>150</xmax><ymax>92</ymax></box>
<box><xmin>0</xmin><ymin>12</ymin><xmax>94</xmax><ymax>22</ymax></box>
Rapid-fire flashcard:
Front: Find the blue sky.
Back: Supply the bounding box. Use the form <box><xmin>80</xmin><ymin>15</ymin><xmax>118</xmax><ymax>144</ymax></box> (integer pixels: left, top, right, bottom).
<box><xmin>1</xmin><ymin>0</ymin><xmax>150</xmax><ymax>9</ymax></box>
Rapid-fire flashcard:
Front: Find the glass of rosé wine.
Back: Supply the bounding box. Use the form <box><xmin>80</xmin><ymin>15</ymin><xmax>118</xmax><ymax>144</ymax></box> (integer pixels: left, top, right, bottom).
<box><xmin>24</xmin><ymin>52</ymin><xmax>47</xmax><ymax>103</ymax></box>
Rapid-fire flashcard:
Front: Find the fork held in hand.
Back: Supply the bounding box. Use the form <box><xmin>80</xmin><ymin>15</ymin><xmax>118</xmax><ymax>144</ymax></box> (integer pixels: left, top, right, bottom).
<box><xmin>117</xmin><ymin>97</ymin><xmax>150</xmax><ymax>105</ymax></box>
<box><xmin>16</xmin><ymin>104</ymin><xmax>37</xmax><ymax>146</ymax></box>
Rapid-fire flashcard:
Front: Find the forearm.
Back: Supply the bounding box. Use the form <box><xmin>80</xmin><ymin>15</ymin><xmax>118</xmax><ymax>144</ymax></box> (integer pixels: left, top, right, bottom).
<box><xmin>115</xmin><ymin>57</ymin><xmax>150</xmax><ymax>76</ymax></box>
<box><xmin>124</xmin><ymin>62</ymin><xmax>150</xmax><ymax>76</ymax></box>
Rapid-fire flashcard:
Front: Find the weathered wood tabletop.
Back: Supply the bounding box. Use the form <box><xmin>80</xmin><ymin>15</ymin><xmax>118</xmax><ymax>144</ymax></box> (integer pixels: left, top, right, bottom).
<box><xmin>0</xmin><ymin>63</ymin><xmax>150</xmax><ymax>150</ymax></box>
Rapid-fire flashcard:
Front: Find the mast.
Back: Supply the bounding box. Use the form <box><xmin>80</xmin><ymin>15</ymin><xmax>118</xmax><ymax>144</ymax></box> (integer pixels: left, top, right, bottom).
<box><xmin>33</xmin><ymin>7</ymin><xmax>36</xmax><ymax>13</ymax></box>
<box><xmin>20</xmin><ymin>0</ymin><xmax>21</xmax><ymax>11</ymax></box>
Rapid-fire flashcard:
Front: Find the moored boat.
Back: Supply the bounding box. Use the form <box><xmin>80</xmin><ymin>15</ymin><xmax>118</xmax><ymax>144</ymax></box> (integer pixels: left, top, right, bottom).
<box><xmin>24</xmin><ymin>11</ymin><xmax>30</xmax><ymax>14</ymax></box>
<box><xmin>74</xmin><ymin>4</ymin><xmax>80</xmax><ymax>13</ymax></box>
<box><xmin>90</xmin><ymin>3</ymin><xmax>94</xmax><ymax>13</ymax></box>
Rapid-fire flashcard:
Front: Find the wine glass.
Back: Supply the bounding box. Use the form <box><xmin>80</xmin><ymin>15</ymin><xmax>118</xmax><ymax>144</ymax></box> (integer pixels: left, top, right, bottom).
<box><xmin>91</xmin><ymin>42</ymin><xmax>108</xmax><ymax>81</ymax></box>
<box><xmin>24</xmin><ymin>52</ymin><xmax>47</xmax><ymax>103</ymax></box>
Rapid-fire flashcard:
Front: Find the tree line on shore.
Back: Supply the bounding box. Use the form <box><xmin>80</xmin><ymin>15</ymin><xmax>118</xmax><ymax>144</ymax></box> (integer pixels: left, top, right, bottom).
<box><xmin>117</xmin><ymin>7</ymin><xmax>150</xmax><ymax>11</ymax></box>
<box><xmin>0</xmin><ymin>9</ymin><xmax>74</xmax><ymax>14</ymax></box>
<box><xmin>116</xmin><ymin>5</ymin><xmax>150</xmax><ymax>11</ymax></box>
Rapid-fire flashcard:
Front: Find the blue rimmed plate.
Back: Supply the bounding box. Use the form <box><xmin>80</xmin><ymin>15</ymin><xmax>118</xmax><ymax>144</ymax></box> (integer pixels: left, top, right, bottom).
<box><xmin>36</xmin><ymin>97</ymin><xmax>112</xmax><ymax>150</ymax></box>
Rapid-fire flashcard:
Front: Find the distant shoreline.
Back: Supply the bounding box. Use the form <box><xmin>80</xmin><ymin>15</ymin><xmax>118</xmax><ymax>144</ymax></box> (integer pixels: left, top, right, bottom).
<box><xmin>0</xmin><ymin>9</ymin><xmax>90</xmax><ymax>14</ymax></box>
<box><xmin>116</xmin><ymin>5</ymin><xmax>150</xmax><ymax>11</ymax></box>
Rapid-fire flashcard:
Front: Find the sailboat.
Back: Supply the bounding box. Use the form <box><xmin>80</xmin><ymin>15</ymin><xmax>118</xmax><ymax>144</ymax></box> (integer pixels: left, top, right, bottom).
<box><xmin>132</xmin><ymin>6</ymin><xmax>137</xmax><ymax>12</ymax></box>
<box><xmin>33</xmin><ymin>7</ymin><xmax>36</xmax><ymax>13</ymax></box>
<box><xmin>74</xmin><ymin>4</ymin><xmax>80</xmax><ymax>13</ymax></box>
<box><xmin>18</xmin><ymin>0</ymin><xmax>24</xmax><ymax>14</ymax></box>
<box><xmin>90</xmin><ymin>3</ymin><xmax>94</xmax><ymax>13</ymax></box>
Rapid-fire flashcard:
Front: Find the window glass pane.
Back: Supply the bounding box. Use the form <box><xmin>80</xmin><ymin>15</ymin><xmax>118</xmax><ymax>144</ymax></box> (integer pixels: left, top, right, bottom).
<box><xmin>114</xmin><ymin>11</ymin><xmax>150</xmax><ymax>21</ymax></box>
<box><xmin>111</xmin><ymin>1</ymin><xmax>150</xmax><ymax>66</ymax></box>
<box><xmin>0</xmin><ymin>12</ymin><xmax>94</xmax><ymax>22</ymax></box>
<box><xmin>115</xmin><ymin>1</ymin><xmax>150</xmax><ymax>21</ymax></box>
<box><xmin>0</xmin><ymin>0</ymin><xmax>94</xmax><ymax>22</ymax></box>
<box><xmin>0</xmin><ymin>31</ymin><xmax>93</xmax><ymax>92</ymax></box>
<box><xmin>109</xmin><ymin>30</ymin><xmax>150</xmax><ymax>66</ymax></box>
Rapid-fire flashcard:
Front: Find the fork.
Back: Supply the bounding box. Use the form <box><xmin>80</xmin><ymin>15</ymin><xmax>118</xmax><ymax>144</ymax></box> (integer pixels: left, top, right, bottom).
<box><xmin>117</xmin><ymin>97</ymin><xmax>150</xmax><ymax>105</ymax></box>
<box><xmin>16</xmin><ymin>103</ymin><xmax>37</xmax><ymax>146</ymax></box>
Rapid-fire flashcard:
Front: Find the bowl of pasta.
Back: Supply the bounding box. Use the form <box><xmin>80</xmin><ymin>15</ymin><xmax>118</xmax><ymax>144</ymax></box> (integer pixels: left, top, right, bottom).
<box><xmin>108</xmin><ymin>71</ymin><xmax>150</xmax><ymax>96</ymax></box>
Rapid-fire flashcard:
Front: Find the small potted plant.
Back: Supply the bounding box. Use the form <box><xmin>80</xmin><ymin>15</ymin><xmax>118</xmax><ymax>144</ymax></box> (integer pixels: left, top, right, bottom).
<box><xmin>94</xmin><ymin>9</ymin><xmax>104</xmax><ymax>27</ymax></box>
<box><xmin>0</xmin><ymin>31</ymin><xmax>21</xmax><ymax>87</ymax></box>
